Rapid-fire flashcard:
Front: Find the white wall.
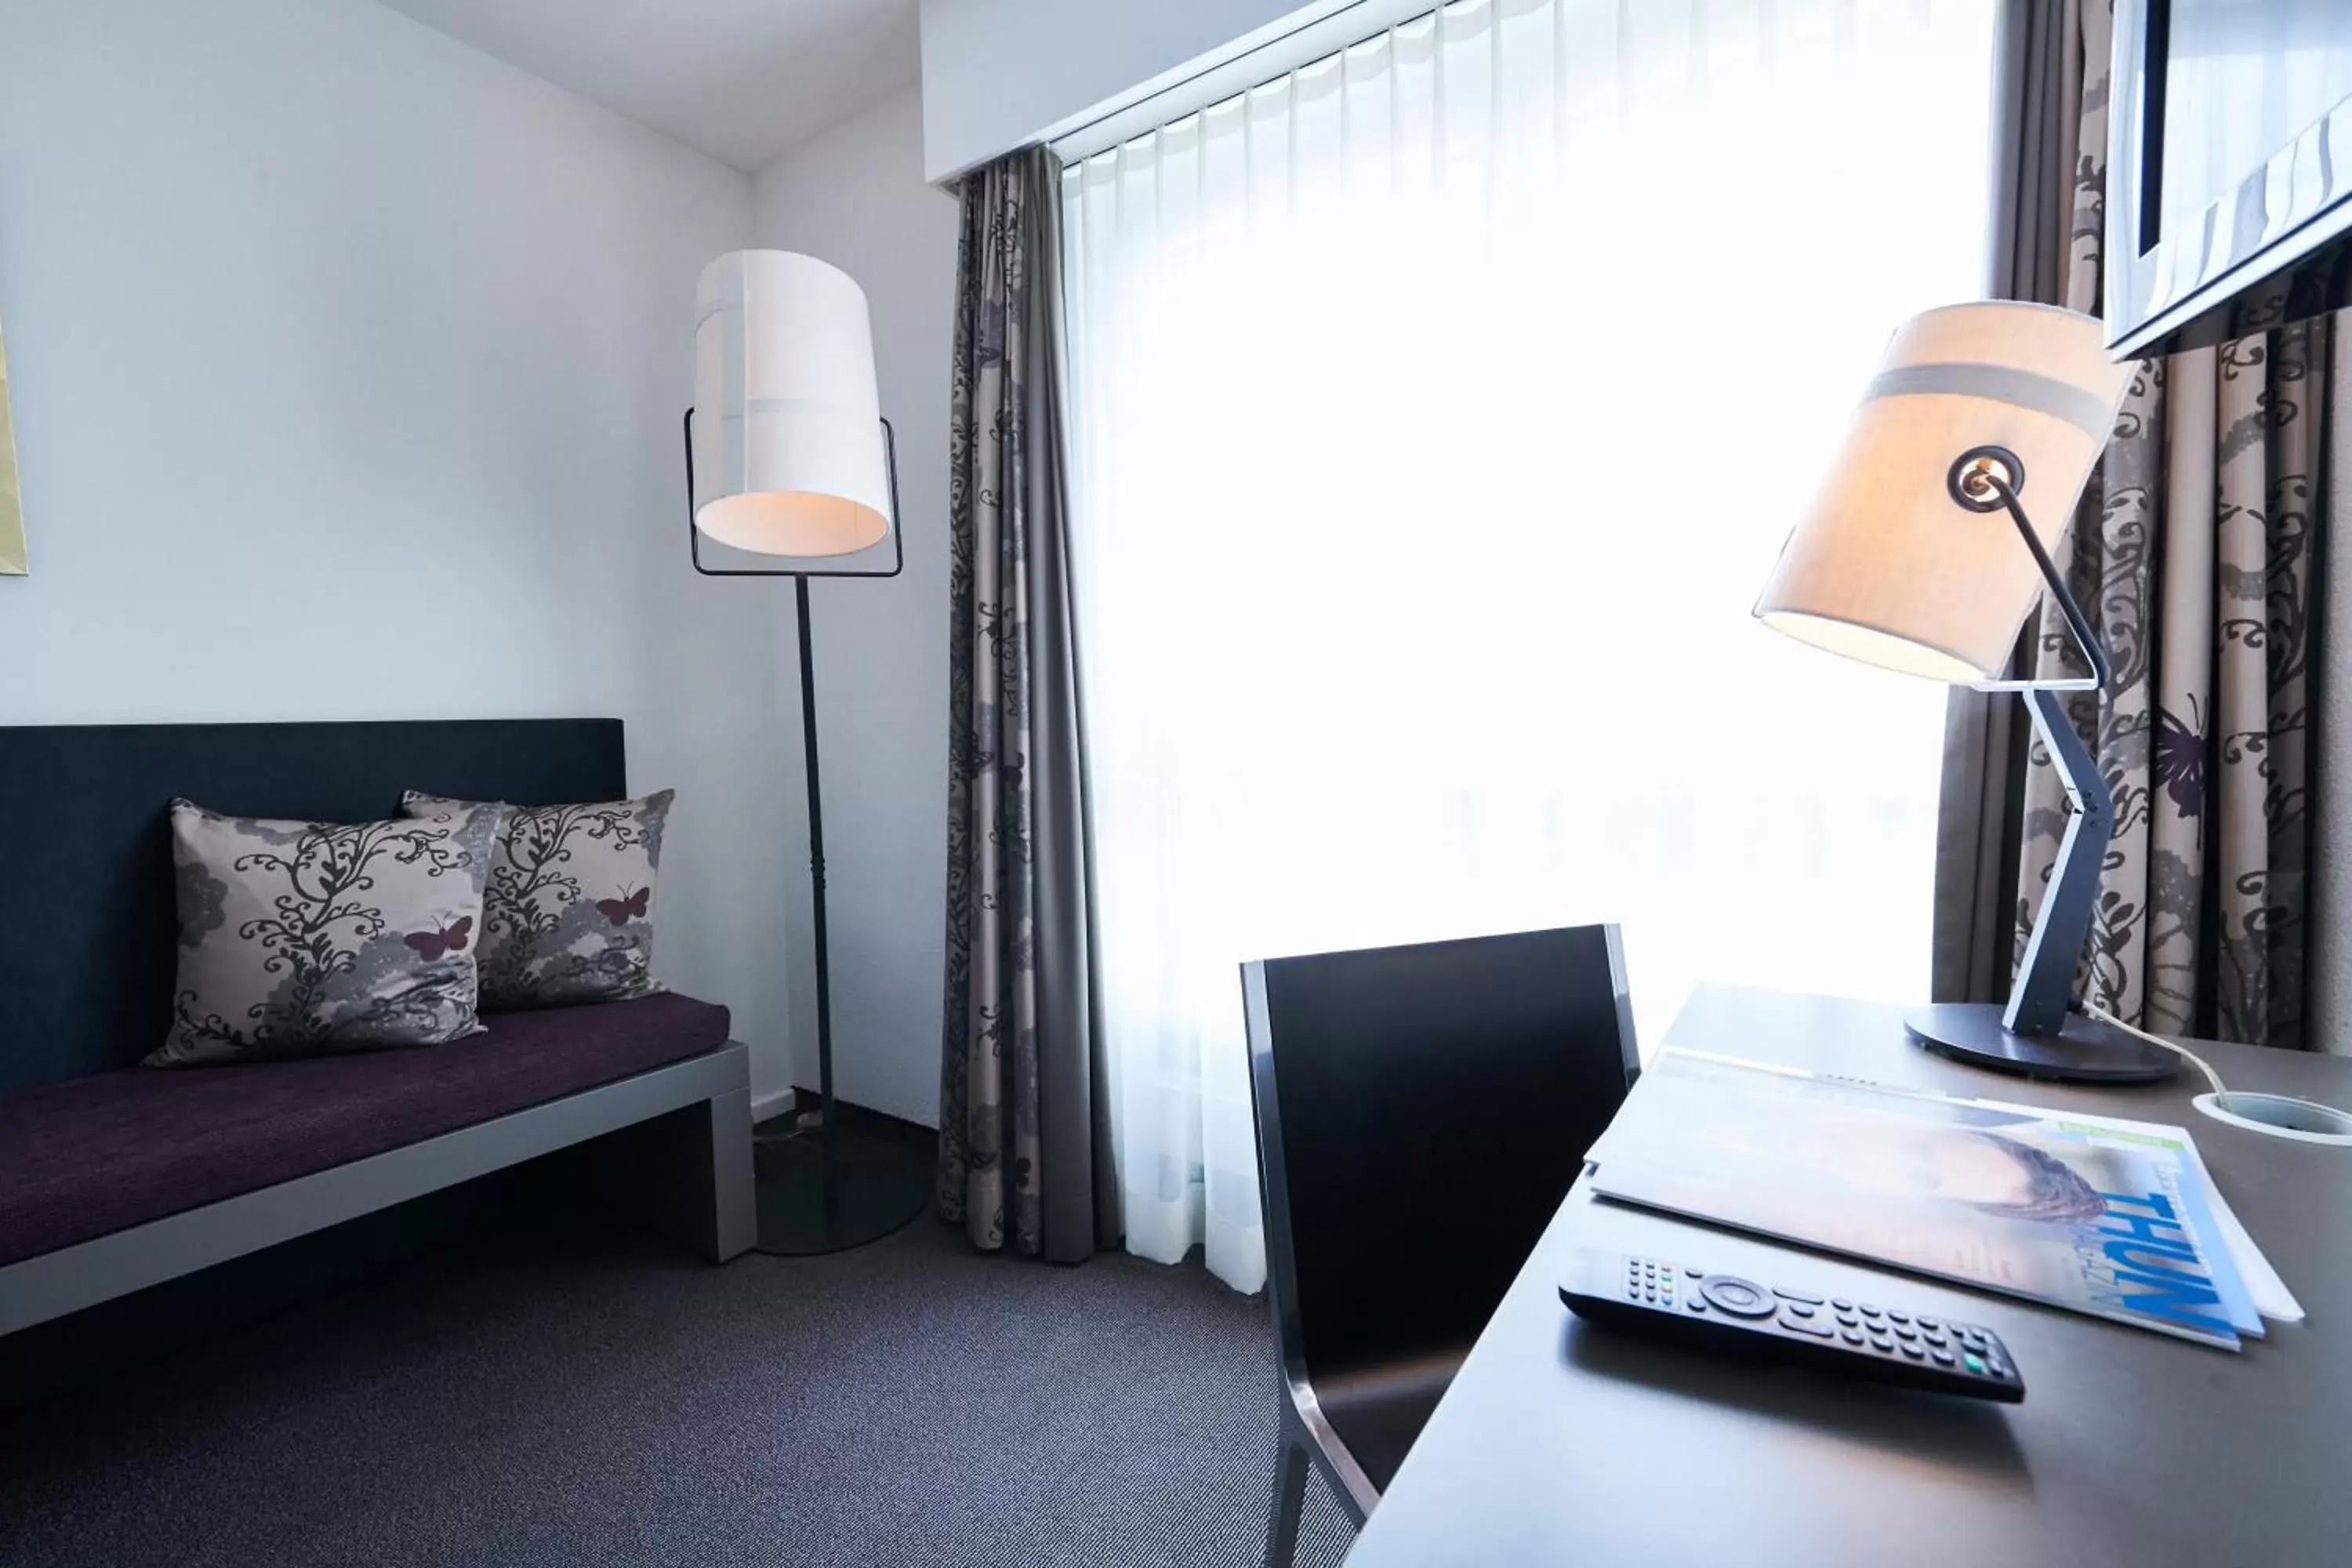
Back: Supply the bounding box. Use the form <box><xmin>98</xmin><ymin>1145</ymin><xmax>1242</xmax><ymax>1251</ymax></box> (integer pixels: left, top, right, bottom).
<box><xmin>920</xmin><ymin>0</ymin><xmax>1346</xmax><ymax>180</ymax></box>
<box><xmin>0</xmin><ymin>0</ymin><xmax>809</xmax><ymax>1101</ymax></box>
<box><xmin>752</xmin><ymin>86</ymin><xmax>959</xmax><ymax>1126</ymax></box>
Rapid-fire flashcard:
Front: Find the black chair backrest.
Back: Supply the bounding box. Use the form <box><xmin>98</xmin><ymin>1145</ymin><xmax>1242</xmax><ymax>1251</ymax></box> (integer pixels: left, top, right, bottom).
<box><xmin>1243</xmin><ymin>924</ymin><xmax>1638</xmax><ymax>1386</ymax></box>
<box><xmin>0</xmin><ymin>719</ymin><xmax>626</xmax><ymax>1091</ymax></box>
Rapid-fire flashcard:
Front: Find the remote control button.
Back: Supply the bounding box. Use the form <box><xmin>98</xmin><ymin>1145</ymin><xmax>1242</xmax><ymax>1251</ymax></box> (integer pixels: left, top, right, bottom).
<box><xmin>1931</xmin><ymin>1349</ymin><xmax>1955</xmax><ymax>1366</ymax></box>
<box><xmin>1859</xmin><ymin>1305</ymin><xmax>1882</xmax><ymax>1319</ymax></box>
<box><xmin>1700</xmin><ymin>1276</ymin><xmax>1778</xmax><ymax>1318</ymax></box>
<box><xmin>1773</xmin><ymin>1287</ymin><xmax>1825</xmax><ymax>1305</ymax></box>
<box><xmin>1917</xmin><ymin>1316</ymin><xmax>1941</xmax><ymax>1330</ymax></box>
<box><xmin>1782</xmin><ymin>1303</ymin><xmax>1816</xmax><ymax>1319</ymax></box>
<box><xmin>1924</xmin><ymin>1330</ymin><xmax>1947</xmax><ymax>1347</ymax></box>
<box><xmin>1831</xmin><ymin>1298</ymin><xmax>1853</xmax><ymax>1310</ymax></box>
<box><xmin>1885</xmin><ymin>1311</ymin><xmax>1910</xmax><ymax>1325</ymax></box>
<box><xmin>1893</xmin><ymin>1324</ymin><xmax>1917</xmax><ymax>1341</ymax></box>
<box><xmin>1686</xmin><ymin>1298</ymin><xmax>1707</xmax><ymax>1312</ymax></box>
<box><xmin>1899</xmin><ymin>1343</ymin><xmax>1925</xmax><ymax>1359</ymax></box>
<box><xmin>1840</xmin><ymin>1330</ymin><xmax>1864</xmax><ymax>1345</ymax></box>
<box><xmin>1963</xmin><ymin>1353</ymin><xmax>1985</xmax><ymax>1374</ymax></box>
<box><xmin>1868</xmin><ymin>1333</ymin><xmax>1893</xmax><ymax>1349</ymax></box>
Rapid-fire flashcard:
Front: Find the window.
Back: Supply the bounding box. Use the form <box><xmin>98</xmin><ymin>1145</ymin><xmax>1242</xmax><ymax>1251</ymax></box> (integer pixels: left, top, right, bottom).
<box><xmin>1062</xmin><ymin>0</ymin><xmax>1999</xmax><ymax>1290</ymax></box>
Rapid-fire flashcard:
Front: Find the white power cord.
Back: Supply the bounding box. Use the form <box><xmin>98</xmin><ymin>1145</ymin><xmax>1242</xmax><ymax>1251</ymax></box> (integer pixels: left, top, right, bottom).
<box><xmin>2080</xmin><ymin>1000</ymin><xmax>2232</xmax><ymax>1102</ymax></box>
<box><xmin>2082</xmin><ymin>1001</ymin><xmax>2352</xmax><ymax>1145</ymax></box>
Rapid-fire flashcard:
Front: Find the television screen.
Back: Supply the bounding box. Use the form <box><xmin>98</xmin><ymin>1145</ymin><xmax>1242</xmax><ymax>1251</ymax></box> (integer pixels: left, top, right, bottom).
<box><xmin>2161</xmin><ymin>0</ymin><xmax>2352</xmax><ymax>239</ymax></box>
<box><xmin>2109</xmin><ymin>0</ymin><xmax>2352</xmax><ymax>354</ymax></box>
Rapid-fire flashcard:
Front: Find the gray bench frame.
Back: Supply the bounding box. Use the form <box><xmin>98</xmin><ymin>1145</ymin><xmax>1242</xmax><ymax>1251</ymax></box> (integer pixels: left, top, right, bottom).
<box><xmin>0</xmin><ymin>1042</ymin><xmax>756</xmax><ymax>1338</ymax></box>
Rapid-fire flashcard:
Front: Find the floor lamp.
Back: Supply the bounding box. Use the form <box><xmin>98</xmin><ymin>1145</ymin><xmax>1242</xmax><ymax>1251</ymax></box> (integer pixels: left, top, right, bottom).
<box><xmin>1754</xmin><ymin>300</ymin><xmax>2180</xmax><ymax>1085</ymax></box>
<box><xmin>686</xmin><ymin>249</ymin><xmax>934</xmax><ymax>1253</ymax></box>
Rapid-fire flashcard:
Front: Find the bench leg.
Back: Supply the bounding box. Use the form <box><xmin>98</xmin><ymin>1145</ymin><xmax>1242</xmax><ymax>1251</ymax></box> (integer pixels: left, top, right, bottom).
<box><xmin>583</xmin><ymin>1090</ymin><xmax>755</xmax><ymax>1262</ymax></box>
<box><xmin>699</xmin><ymin>1087</ymin><xmax>756</xmax><ymax>1261</ymax></box>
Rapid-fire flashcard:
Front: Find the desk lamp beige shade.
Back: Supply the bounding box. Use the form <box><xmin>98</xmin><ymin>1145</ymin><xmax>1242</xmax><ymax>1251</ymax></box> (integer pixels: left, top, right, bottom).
<box><xmin>690</xmin><ymin>250</ymin><xmax>891</xmax><ymax>557</ymax></box>
<box><xmin>0</xmin><ymin>318</ymin><xmax>25</xmax><ymax>575</ymax></box>
<box><xmin>1754</xmin><ymin>303</ymin><xmax>2133</xmax><ymax>683</ymax></box>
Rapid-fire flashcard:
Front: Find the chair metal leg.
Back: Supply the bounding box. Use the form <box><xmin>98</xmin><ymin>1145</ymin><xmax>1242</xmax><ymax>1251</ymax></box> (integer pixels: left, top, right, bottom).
<box><xmin>1266</xmin><ymin>1432</ymin><xmax>1312</xmax><ymax>1568</ymax></box>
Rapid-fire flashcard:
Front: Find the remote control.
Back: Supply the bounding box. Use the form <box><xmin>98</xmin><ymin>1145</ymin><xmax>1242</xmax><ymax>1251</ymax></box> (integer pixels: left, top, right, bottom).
<box><xmin>1558</xmin><ymin>1249</ymin><xmax>2024</xmax><ymax>1403</ymax></box>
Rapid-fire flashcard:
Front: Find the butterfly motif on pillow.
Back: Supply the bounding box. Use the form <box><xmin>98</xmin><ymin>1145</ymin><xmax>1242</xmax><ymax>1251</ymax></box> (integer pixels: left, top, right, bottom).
<box><xmin>595</xmin><ymin>887</ymin><xmax>651</xmax><ymax>927</ymax></box>
<box><xmin>404</xmin><ymin>916</ymin><xmax>473</xmax><ymax>962</ymax></box>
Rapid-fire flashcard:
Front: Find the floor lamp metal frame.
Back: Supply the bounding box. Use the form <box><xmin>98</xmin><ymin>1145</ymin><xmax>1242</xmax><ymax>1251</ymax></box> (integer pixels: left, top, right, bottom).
<box><xmin>683</xmin><ymin>409</ymin><xmax>935</xmax><ymax>1252</ymax></box>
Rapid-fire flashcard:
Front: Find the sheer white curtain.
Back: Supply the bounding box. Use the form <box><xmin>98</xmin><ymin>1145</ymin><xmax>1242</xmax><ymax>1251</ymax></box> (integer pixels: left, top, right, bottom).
<box><xmin>1062</xmin><ymin>0</ymin><xmax>1998</xmax><ymax>1292</ymax></box>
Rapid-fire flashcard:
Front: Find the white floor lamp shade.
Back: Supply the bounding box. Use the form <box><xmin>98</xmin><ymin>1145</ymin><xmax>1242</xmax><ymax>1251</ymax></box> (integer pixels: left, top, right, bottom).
<box><xmin>691</xmin><ymin>250</ymin><xmax>893</xmax><ymax>557</ymax></box>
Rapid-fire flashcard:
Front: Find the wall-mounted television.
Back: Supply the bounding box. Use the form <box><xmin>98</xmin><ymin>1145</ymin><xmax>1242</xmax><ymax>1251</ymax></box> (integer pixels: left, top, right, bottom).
<box><xmin>2108</xmin><ymin>0</ymin><xmax>2352</xmax><ymax>357</ymax></box>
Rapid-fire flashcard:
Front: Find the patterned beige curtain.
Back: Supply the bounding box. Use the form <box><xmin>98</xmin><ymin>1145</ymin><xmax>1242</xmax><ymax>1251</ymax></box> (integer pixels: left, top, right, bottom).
<box><xmin>938</xmin><ymin>147</ymin><xmax>1109</xmax><ymax>1262</ymax></box>
<box><xmin>2012</xmin><ymin>0</ymin><xmax>2328</xmax><ymax>1049</ymax></box>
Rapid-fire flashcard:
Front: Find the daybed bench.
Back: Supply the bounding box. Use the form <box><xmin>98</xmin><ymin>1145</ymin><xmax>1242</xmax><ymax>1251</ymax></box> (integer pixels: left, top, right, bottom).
<box><xmin>0</xmin><ymin>719</ymin><xmax>753</xmax><ymax>1342</ymax></box>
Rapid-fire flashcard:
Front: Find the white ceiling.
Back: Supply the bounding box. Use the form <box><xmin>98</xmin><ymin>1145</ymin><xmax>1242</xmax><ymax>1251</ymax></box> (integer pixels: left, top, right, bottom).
<box><xmin>379</xmin><ymin>0</ymin><xmax>921</xmax><ymax>172</ymax></box>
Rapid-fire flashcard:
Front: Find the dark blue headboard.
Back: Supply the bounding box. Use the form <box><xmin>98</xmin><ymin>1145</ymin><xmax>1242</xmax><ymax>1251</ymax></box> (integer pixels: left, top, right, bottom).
<box><xmin>0</xmin><ymin>719</ymin><xmax>626</xmax><ymax>1091</ymax></box>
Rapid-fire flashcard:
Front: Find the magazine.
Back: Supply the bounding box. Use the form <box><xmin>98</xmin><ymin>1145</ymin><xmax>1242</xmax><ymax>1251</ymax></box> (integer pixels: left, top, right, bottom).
<box><xmin>1584</xmin><ymin>1049</ymin><xmax>2280</xmax><ymax>1350</ymax></box>
<box><xmin>1980</xmin><ymin>1096</ymin><xmax>2301</xmax><ymax>1325</ymax></box>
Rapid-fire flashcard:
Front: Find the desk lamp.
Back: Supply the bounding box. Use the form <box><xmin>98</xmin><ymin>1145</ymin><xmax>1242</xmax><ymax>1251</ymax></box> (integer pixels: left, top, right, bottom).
<box><xmin>686</xmin><ymin>249</ymin><xmax>932</xmax><ymax>1250</ymax></box>
<box><xmin>1753</xmin><ymin>301</ymin><xmax>2172</xmax><ymax>1084</ymax></box>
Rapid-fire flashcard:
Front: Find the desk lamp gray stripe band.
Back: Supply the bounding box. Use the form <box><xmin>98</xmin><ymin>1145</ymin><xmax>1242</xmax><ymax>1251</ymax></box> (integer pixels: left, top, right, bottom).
<box><xmin>1864</xmin><ymin>363</ymin><xmax>2115</xmax><ymax>437</ymax></box>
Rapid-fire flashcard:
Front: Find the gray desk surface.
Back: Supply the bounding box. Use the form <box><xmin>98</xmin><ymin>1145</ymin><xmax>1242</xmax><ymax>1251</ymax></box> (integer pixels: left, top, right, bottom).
<box><xmin>1341</xmin><ymin>985</ymin><xmax>2352</xmax><ymax>1567</ymax></box>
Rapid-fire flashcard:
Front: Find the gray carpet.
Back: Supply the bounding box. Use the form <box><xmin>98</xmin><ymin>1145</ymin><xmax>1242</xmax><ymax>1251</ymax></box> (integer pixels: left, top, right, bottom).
<box><xmin>0</xmin><ymin>1214</ymin><xmax>1358</xmax><ymax>1567</ymax></box>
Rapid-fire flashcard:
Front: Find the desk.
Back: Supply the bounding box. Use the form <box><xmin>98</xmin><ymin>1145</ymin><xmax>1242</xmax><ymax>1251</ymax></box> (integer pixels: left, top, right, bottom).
<box><xmin>1341</xmin><ymin>986</ymin><xmax>2352</xmax><ymax>1567</ymax></box>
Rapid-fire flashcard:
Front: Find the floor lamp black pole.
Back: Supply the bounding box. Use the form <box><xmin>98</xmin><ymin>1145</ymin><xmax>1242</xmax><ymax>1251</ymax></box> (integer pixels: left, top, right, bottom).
<box><xmin>795</xmin><ymin>572</ymin><xmax>834</xmax><ymax>1140</ymax></box>
<box><xmin>685</xmin><ymin>409</ymin><xmax>934</xmax><ymax>1254</ymax></box>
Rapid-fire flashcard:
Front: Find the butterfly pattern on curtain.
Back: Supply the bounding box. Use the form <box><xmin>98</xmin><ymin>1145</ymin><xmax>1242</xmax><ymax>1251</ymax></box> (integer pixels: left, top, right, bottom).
<box><xmin>2014</xmin><ymin>0</ymin><xmax>2330</xmax><ymax>1050</ymax></box>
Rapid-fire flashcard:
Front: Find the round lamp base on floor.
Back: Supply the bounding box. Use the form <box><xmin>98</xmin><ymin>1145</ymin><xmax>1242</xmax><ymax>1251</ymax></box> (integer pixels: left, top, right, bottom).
<box><xmin>1905</xmin><ymin>1002</ymin><xmax>2180</xmax><ymax>1085</ymax></box>
<box><xmin>753</xmin><ymin>1118</ymin><xmax>935</xmax><ymax>1257</ymax></box>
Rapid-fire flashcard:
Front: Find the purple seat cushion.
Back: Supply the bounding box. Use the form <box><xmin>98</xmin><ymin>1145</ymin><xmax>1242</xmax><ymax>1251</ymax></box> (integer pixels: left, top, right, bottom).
<box><xmin>0</xmin><ymin>993</ymin><xmax>731</xmax><ymax>1268</ymax></box>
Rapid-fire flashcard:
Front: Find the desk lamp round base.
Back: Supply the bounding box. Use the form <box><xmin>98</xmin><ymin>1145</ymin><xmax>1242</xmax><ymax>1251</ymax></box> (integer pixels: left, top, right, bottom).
<box><xmin>1905</xmin><ymin>1002</ymin><xmax>2180</xmax><ymax>1085</ymax></box>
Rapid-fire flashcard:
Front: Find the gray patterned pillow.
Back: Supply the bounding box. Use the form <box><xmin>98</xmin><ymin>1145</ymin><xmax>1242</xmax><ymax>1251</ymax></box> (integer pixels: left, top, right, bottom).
<box><xmin>150</xmin><ymin>798</ymin><xmax>509</xmax><ymax>1066</ymax></box>
<box><xmin>402</xmin><ymin>789</ymin><xmax>672</xmax><ymax>1011</ymax></box>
